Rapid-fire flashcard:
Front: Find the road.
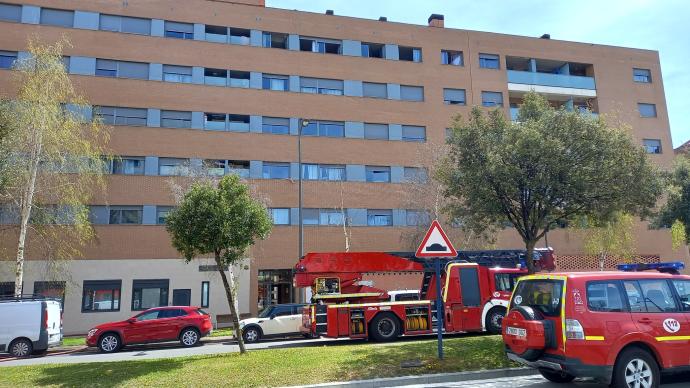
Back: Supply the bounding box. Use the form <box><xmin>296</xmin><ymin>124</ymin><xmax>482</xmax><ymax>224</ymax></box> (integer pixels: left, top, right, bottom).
<box><xmin>412</xmin><ymin>374</ymin><xmax>690</xmax><ymax>387</ymax></box>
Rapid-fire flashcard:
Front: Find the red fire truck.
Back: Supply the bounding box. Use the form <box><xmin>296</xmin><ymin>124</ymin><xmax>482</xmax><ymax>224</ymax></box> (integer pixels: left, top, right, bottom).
<box><xmin>294</xmin><ymin>249</ymin><xmax>555</xmax><ymax>341</ymax></box>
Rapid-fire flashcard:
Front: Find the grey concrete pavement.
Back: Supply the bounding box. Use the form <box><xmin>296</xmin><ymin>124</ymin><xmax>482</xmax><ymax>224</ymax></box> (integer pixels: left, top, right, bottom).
<box><xmin>413</xmin><ymin>374</ymin><xmax>690</xmax><ymax>387</ymax></box>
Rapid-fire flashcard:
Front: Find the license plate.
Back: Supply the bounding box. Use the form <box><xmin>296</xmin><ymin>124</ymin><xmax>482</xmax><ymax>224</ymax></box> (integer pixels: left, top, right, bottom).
<box><xmin>506</xmin><ymin>327</ymin><xmax>526</xmax><ymax>337</ymax></box>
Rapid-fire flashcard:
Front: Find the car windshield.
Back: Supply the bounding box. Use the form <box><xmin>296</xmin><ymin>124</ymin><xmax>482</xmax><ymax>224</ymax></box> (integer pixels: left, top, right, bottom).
<box><xmin>512</xmin><ymin>279</ymin><xmax>564</xmax><ymax>317</ymax></box>
<box><xmin>258</xmin><ymin>306</ymin><xmax>275</xmax><ymax>318</ymax></box>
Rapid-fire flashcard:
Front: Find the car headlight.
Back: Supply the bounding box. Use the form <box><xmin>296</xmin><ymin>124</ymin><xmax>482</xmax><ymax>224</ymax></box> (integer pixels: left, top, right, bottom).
<box><xmin>87</xmin><ymin>328</ymin><xmax>99</xmax><ymax>337</ymax></box>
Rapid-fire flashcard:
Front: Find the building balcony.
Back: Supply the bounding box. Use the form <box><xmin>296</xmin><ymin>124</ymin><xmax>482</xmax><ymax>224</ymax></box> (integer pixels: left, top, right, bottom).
<box><xmin>507</xmin><ymin>70</ymin><xmax>596</xmax><ymax>90</ymax></box>
<box><xmin>510</xmin><ymin>107</ymin><xmax>519</xmax><ymax>121</ymax></box>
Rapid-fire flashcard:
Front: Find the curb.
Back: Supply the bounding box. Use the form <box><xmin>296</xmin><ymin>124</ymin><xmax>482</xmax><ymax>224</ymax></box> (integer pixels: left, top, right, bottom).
<box><xmin>290</xmin><ymin>367</ymin><xmax>538</xmax><ymax>388</ymax></box>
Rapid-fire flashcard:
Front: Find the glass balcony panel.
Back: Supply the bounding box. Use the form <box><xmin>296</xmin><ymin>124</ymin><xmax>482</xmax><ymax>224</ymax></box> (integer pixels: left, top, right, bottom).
<box><xmin>507</xmin><ymin>70</ymin><xmax>596</xmax><ymax>90</ymax></box>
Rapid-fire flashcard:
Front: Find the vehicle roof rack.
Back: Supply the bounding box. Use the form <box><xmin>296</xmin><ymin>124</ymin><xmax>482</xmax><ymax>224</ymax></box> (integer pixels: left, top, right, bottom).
<box><xmin>616</xmin><ymin>261</ymin><xmax>685</xmax><ymax>275</ymax></box>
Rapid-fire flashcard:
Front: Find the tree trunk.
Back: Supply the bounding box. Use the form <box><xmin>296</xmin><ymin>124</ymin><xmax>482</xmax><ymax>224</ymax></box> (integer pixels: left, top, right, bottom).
<box><xmin>14</xmin><ymin>130</ymin><xmax>43</xmax><ymax>297</ymax></box>
<box><xmin>215</xmin><ymin>253</ymin><xmax>246</xmax><ymax>354</ymax></box>
<box><xmin>525</xmin><ymin>240</ymin><xmax>536</xmax><ymax>274</ymax></box>
<box><xmin>599</xmin><ymin>252</ymin><xmax>607</xmax><ymax>271</ymax></box>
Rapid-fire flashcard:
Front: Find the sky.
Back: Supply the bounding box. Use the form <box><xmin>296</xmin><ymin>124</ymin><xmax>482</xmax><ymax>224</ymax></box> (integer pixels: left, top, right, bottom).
<box><xmin>267</xmin><ymin>0</ymin><xmax>690</xmax><ymax>148</ymax></box>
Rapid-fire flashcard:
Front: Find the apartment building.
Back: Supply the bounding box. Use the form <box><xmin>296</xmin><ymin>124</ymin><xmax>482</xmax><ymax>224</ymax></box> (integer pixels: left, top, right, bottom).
<box><xmin>0</xmin><ymin>0</ymin><xmax>682</xmax><ymax>334</ymax></box>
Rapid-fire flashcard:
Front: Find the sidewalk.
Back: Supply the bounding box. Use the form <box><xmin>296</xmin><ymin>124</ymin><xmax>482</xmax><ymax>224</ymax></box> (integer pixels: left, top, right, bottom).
<box><xmin>292</xmin><ymin>367</ymin><xmax>538</xmax><ymax>388</ymax></box>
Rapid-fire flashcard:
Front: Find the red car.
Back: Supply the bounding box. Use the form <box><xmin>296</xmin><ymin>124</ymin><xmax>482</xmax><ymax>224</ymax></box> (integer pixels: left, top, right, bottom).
<box><xmin>86</xmin><ymin>306</ymin><xmax>213</xmax><ymax>353</ymax></box>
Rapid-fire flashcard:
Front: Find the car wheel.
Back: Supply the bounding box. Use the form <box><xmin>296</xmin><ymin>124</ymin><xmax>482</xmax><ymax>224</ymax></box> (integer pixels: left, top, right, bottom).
<box><xmin>539</xmin><ymin>369</ymin><xmax>576</xmax><ymax>383</ymax></box>
<box><xmin>98</xmin><ymin>333</ymin><xmax>121</xmax><ymax>353</ymax></box>
<box><xmin>243</xmin><ymin>326</ymin><xmax>261</xmax><ymax>343</ymax></box>
<box><xmin>612</xmin><ymin>347</ymin><xmax>659</xmax><ymax>388</ymax></box>
<box><xmin>9</xmin><ymin>338</ymin><xmax>33</xmax><ymax>358</ymax></box>
<box><xmin>369</xmin><ymin>313</ymin><xmax>400</xmax><ymax>342</ymax></box>
<box><xmin>485</xmin><ymin>307</ymin><xmax>506</xmax><ymax>335</ymax></box>
<box><xmin>180</xmin><ymin>328</ymin><xmax>200</xmax><ymax>347</ymax></box>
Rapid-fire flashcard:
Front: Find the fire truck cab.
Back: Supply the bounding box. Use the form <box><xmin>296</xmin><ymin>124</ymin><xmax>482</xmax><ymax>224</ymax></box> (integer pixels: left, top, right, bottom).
<box><xmin>294</xmin><ymin>249</ymin><xmax>554</xmax><ymax>341</ymax></box>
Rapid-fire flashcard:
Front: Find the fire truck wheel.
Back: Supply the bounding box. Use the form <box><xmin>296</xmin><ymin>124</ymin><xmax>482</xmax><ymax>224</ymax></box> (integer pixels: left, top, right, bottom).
<box><xmin>369</xmin><ymin>313</ymin><xmax>400</xmax><ymax>342</ymax></box>
<box><xmin>485</xmin><ymin>307</ymin><xmax>506</xmax><ymax>334</ymax></box>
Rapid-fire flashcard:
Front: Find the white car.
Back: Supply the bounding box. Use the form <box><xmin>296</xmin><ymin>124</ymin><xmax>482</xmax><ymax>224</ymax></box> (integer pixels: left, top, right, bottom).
<box><xmin>0</xmin><ymin>297</ymin><xmax>63</xmax><ymax>357</ymax></box>
<box><xmin>239</xmin><ymin>304</ymin><xmax>307</xmax><ymax>343</ymax></box>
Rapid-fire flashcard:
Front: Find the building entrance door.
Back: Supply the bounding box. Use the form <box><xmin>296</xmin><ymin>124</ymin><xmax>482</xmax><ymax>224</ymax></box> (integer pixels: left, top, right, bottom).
<box><xmin>257</xmin><ymin>270</ymin><xmax>293</xmax><ymax>311</ymax></box>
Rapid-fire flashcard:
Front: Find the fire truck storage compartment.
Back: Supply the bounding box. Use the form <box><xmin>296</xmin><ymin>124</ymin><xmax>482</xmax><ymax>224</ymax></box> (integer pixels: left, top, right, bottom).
<box><xmin>336</xmin><ymin>307</ymin><xmax>366</xmax><ymax>336</ymax></box>
<box><xmin>405</xmin><ymin>306</ymin><xmax>430</xmax><ymax>332</ymax></box>
<box><xmin>315</xmin><ymin>304</ymin><xmax>328</xmax><ymax>334</ymax></box>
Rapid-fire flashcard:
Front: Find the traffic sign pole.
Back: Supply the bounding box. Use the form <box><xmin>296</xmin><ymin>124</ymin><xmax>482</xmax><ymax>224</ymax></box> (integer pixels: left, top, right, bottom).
<box><xmin>435</xmin><ymin>257</ymin><xmax>444</xmax><ymax>359</ymax></box>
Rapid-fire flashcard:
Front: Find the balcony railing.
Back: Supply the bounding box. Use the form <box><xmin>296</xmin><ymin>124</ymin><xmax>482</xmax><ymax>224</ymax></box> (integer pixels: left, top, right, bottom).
<box><xmin>507</xmin><ymin>70</ymin><xmax>596</xmax><ymax>90</ymax></box>
<box><xmin>510</xmin><ymin>107</ymin><xmax>519</xmax><ymax>121</ymax></box>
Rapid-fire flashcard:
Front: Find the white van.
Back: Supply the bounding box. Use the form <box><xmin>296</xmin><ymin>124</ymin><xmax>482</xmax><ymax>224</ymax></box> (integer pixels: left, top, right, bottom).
<box><xmin>0</xmin><ymin>297</ymin><xmax>63</xmax><ymax>357</ymax></box>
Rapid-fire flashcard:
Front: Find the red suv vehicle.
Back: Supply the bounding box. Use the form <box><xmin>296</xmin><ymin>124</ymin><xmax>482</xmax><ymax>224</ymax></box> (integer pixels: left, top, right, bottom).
<box><xmin>86</xmin><ymin>306</ymin><xmax>213</xmax><ymax>353</ymax></box>
<box><xmin>502</xmin><ymin>262</ymin><xmax>690</xmax><ymax>388</ymax></box>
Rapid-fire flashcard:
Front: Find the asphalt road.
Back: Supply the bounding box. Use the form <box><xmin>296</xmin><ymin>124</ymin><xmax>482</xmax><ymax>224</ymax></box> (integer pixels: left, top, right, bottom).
<box><xmin>413</xmin><ymin>374</ymin><xmax>690</xmax><ymax>387</ymax></box>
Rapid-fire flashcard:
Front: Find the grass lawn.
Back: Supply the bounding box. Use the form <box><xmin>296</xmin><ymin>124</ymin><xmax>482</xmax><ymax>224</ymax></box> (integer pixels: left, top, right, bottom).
<box><xmin>0</xmin><ymin>335</ymin><xmax>514</xmax><ymax>387</ymax></box>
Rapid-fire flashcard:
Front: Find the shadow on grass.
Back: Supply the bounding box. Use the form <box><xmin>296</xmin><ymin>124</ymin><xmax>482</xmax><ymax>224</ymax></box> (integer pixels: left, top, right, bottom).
<box><xmin>330</xmin><ymin>335</ymin><xmax>514</xmax><ymax>382</ymax></box>
<box><xmin>30</xmin><ymin>358</ymin><xmax>188</xmax><ymax>388</ymax></box>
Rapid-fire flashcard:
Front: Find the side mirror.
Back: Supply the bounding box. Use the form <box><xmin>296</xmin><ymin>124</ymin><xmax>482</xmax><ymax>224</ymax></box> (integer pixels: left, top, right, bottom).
<box><xmin>127</xmin><ymin>318</ymin><xmax>136</xmax><ymax>323</ymax></box>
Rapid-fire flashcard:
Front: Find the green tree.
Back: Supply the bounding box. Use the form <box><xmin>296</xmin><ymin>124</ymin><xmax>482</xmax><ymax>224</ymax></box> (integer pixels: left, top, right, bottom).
<box><xmin>165</xmin><ymin>174</ymin><xmax>272</xmax><ymax>354</ymax></box>
<box><xmin>653</xmin><ymin>156</ymin><xmax>690</xmax><ymax>247</ymax></box>
<box><xmin>439</xmin><ymin>91</ymin><xmax>661</xmax><ymax>273</ymax></box>
<box><xmin>580</xmin><ymin>213</ymin><xmax>636</xmax><ymax>270</ymax></box>
<box><xmin>0</xmin><ymin>38</ymin><xmax>108</xmax><ymax>296</ymax></box>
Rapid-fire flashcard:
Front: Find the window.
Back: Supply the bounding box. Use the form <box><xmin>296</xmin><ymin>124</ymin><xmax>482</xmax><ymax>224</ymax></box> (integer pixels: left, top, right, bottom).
<box><xmin>99</xmin><ymin>14</ymin><xmax>151</xmax><ymax>35</ymax></box>
<box><xmin>205</xmin><ymin>25</ymin><xmax>227</xmax><ymax>43</ymax></box>
<box><xmin>201</xmin><ymin>281</ymin><xmax>210</xmax><ymax>308</ymax></box>
<box><xmin>82</xmin><ymin>280</ymin><xmax>121</xmax><ymax>312</ymax></box>
<box><xmin>402</xmin><ymin>125</ymin><xmax>426</xmax><ymax>142</ymax></box>
<box><xmin>586</xmin><ymin>282</ymin><xmax>624</xmax><ymax>312</ymax></box>
<box><xmin>300</xmin><ymin>77</ymin><xmax>344</xmax><ymax>95</ymax></box>
<box><xmin>638</xmin><ymin>103</ymin><xmax>657</xmax><ymax>118</ymax></box>
<box><xmin>367</xmin><ymin>209</ymin><xmax>392</xmax><ymax>226</ymax></box>
<box><xmin>494</xmin><ymin>274</ymin><xmax>519</xmax><ymax>292</ymax></box>
<box><xmin>443</xmin><ymin>88</ymin><xmax>466</xmax><ymax>105</ymax></box>
<box><xmin>403</xmin><ymin>167</ymin><xmax>427</xmax><ymax>182</ymax></box>
<box><xmin>229</xmin><ymin>28</ymin><xmax>250</xmax><ymax>45</ymax></box>
<box><xmin>511</xmin><ymin>279</ymin><xmax>563</xmax><ymax>317</ymax></box>
<box><xmin>262</xmin><ymin>74</ymin><xmax>288</xmax><ymax>91</ymax></box>
<box><xmin>161</xmin><ymin>110</ymin><xmax>192</xmax><ymax>129</ymax></box>
<box><xmin>112</xmin><ymin>157</ymin><xmax>144</xmax><ymax>175</ymax></box>
<box><xmin>262</xmin><ymin>117</ymin><xmax>290</xmax><ymax>135</ymax></box>
<box><xmin>643</xmin><ymin>139</ymin><xmax>662</xmax><ymax>154</ymax></box>
<box><xmin>156</xmin><ymin>206</ymin><xmax>174</xmax><ymax>225</ymax></box>
<box><xmin>34</xmin><ymin>281</ymin><xmax>66</xmax><ymax>309</ymax></box>
<box><xmin>0</xmin><ymin>50</ymin><xmax>17</xmax><ymax>69</ymax></box>
<box><xmin>108</xmin><ymin>206</ymin><xmax>142</xmax><ymax>224</ymax></box>
<box><xmin>227</xmin><ymin>160</ymin><xmax>250</xmax><ymax>178</ymax></box>
<box><xmin>479</xmin><ymin>53</ymin><xmax>500</xmax><ymax>69</ymax></box>
<box><xmin>301</xmin><ymin>121</ymin><xmax>344</xmax><ymax>137</ymax></box>
<box><xmin>204</xmin><ymin>68</ymin><xmax>227</xmax><ymax>86</ymax></box>
<box><xmin>366</xmin><ymin>166</ymin><xmax>391</xmax><ymax>182</ymax></box>
<box><xmin>441</xmin><ymin>50</ymin><xmax>463</xmax><ymax>66</ymax></box>
<box><xmin>95</xmin><ymin>106</ymin><xmax>148</xmax><ymax>126</ymax></box>
<box><xmin>203</xmin><ymin>159</ymin><xmax>226</xmax><ymax>176</ymax></box>
<box><xmin>227</xmin><ymin>114</ymin><xmax>250</xmax><ymax>132</ymax></box>
<box><xmin>204</xmin><ymin>113</ymin><xmax>226</xmax><ymax>130</ymax></box>
<box><xmin>671</xmin><ymin>280</ymin><xmax>690</xmax><ymax>311</ymax></box>
<box><xmin>363</xmin><ymin>82</ymin><xmax>388</xmax><ymax>99</ymax></box>
<box><xmin>399</xmin><ymin>46</ymin><xmax>422</xmax><ymax>62</ymax></box>
<box><xmin>302</xmin><ymin>164</ymin><xmax>345</xmax><ymax>181</ymax></box>
<box><xmin>400</xmin><ymin>85</ymin><xmax>424</xmax><ymax>102</ymax></box>
<box><xmin>633</xmin><ymin>68</ymin><xmax>651</xmax><ymax>83</ymax></box>
<box><xmin>361</xmin><ymin>42</ymin><xmax>384</xmax><ymax>58</ymax></box>
<box><xmin>263</xmin><ymin>162</ymin><xmax>290</xmax><ymax>179</ymax></box>
<box><xmin>0</xmin><ymin>3</ymin><xmax>21</xmax><ymax>22</ymax></box>
<box><xmin>320</xmin><ymin>209</ymin><xmax>344</xmax><ymax>225</ymax></box>
<box><xmin>96</xmin><ymin>59</ymin><xmax>149</xmax><ymax>79</ymax></box>
<box><xmin>165</xmin><ymin>21</ymin><xmax>193</xmax><ymax>39</ymax></box>
<box><xmin>299</xmin><ymin>37</ymin><xmax>342</xmax><ymax>54</ymax></box>
<box><xmin>40</xmin><ymin>8</ymin><xmax>74</xmax><ymax>27</ymax></box>
<box><xmin>163</xmin><ymin>65</ymin><xmax>192</xmax><ymax>83</ymax></box>
<box><xmin>406</xmin><ymin>210</ymin><xmax>429</xmax><ymax>226</ymax></box>
<box><xmin>364</xmin><ymin>123</ymin><xmax>389</xmax><ymax>140</ymax></box>
<box><xmin>302</xmin><ymin>209</ymin><xmax>319</xmax><ymax>225</ymax></box>
<box><xmin>262</xmin><ymin>32</ymin><xmax>288</xmax><ymax>49</ymax></box>
<box><xmin>158</xmin><ymin>158</ymin><xmax>189</xmax><ymax>176</ymax></box>
<box><xmin>270</xmin><ymin>208</ymin><xmax>290</xmax><ymax>225</ymax></box>
<box><xmin>624</xmin><ymin>280</ymin><xmax>678</xmax><ymax>312</ymax></box>
<box><xmin>482</xmin><ymin>91</ymin><xmax>504</xmax><ymax>107</ymax></box>
<box><xmin>132</xmin><ymin>279</ymin><xmax>169</xmax><ymax>310</ymax></box>
<box><xmin>230</xmin><ymin>71</ymin><xmax>250</xmax><ymax>88</ymax></box>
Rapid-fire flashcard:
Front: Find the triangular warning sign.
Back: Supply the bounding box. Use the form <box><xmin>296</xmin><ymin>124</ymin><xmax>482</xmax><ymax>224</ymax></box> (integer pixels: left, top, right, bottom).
<box><xmin>415</xmin><ymin>220</ymin><xmax>458</xmax><ymax>258</ymax></box>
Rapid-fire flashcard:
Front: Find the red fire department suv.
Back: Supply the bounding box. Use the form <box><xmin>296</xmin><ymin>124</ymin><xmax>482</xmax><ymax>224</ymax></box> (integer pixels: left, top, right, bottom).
<box><xmin>502</xmin><ymin>262</ymin><xmax>690</xmax><ymax>388</ymax></box>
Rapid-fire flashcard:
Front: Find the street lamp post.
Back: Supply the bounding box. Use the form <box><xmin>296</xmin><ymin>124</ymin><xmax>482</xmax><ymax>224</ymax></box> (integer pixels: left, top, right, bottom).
<box><xmin>297</xmin><ymin>119</ymin><xmax>310</xmax><ymax>303</ymax></box>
